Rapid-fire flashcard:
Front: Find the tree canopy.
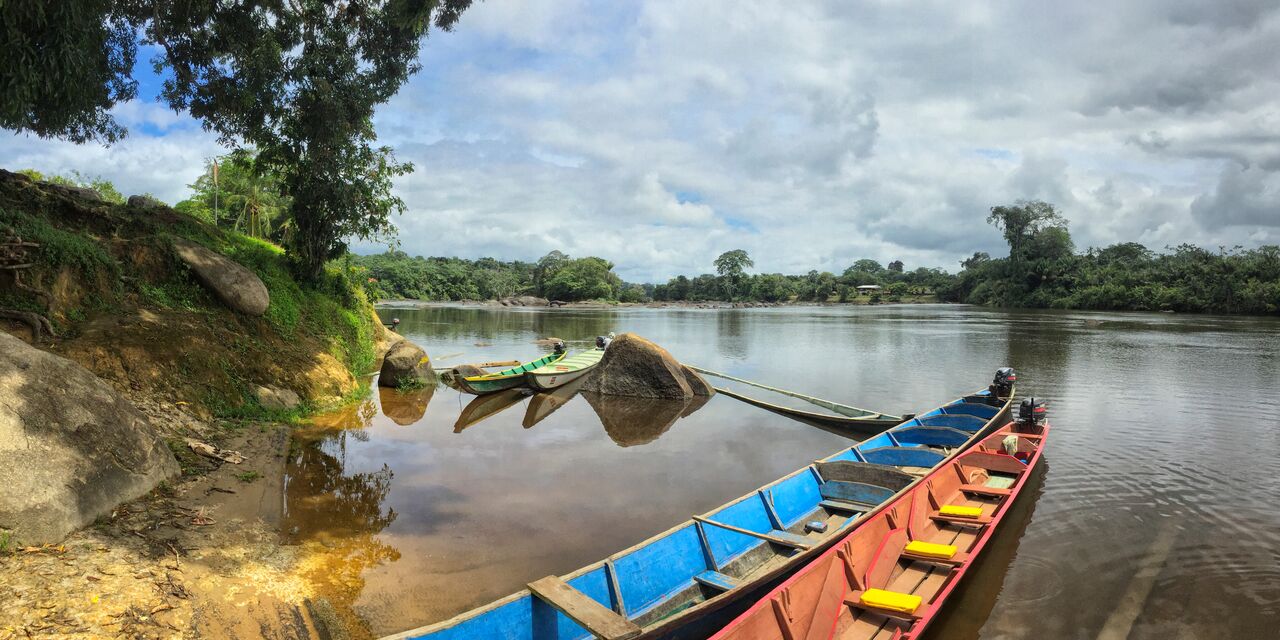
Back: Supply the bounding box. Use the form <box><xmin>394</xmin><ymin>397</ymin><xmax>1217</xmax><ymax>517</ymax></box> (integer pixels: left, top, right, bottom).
<box><xmin>0</xmin><ymin>2</ymin><xmax>137</xmax><ymax>143</ymax></box>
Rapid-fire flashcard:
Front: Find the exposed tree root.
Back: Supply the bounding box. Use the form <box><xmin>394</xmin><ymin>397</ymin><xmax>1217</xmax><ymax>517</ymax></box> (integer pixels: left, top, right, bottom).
<box><xmin>1</xmin><ymin>233</ymin><xmax>55</xmax><ymax>342</ymax></box>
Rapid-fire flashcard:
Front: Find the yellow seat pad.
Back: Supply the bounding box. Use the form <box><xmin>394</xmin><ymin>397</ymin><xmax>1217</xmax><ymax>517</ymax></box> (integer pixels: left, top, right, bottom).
<box><xmin>859</xmin><ymin>588</ymin><xmax>922</xmax><ymax>615</ymax></box>
<box><xmin>905</xmin><ymin>540</ymin><xmax>957</xmax><ymax>559</ymax></box>
<box><xmin>939</xmin><ymin>505</ymin><xmax>984</xmax><ymax>518</ymax></box>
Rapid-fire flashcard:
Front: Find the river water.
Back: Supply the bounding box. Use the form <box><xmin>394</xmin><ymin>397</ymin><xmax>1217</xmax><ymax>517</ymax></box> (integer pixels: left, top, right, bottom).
<box><xmin>285</xmin><ymin>304</ymin><xmax>1280</xmax><ymax>638</ymax></box>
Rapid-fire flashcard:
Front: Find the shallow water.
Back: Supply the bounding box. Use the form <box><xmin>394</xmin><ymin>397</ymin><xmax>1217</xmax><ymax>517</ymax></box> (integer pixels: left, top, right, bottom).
<box><xmin>286</xmin><ymin>304</ymin><xmax>1280</xmax><ymax>638</ymax></box>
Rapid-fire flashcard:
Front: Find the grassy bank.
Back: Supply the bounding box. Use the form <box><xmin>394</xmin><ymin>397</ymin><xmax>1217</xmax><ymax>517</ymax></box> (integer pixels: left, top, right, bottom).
<box><xmin>0</xmin><ymin>169</ymin><xmax>381</xmax><ymax>420</ymax></box>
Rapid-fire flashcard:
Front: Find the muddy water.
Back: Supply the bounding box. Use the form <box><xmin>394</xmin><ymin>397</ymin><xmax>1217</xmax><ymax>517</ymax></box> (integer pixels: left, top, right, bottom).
<box><xmin>287</xmin><ymin>304</ymin><xmax>1280</xmax><ymax>638</ymax></box>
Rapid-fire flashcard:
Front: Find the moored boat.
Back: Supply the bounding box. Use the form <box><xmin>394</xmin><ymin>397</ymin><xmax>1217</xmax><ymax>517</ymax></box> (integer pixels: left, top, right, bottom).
<box><xmin>453</xmin><ymin>346</ymin><xmax>567</xmax><ymax>395</ymax></box>
<box><xmin>708</xmin><ymin>399</ymin><xmax>1049</xmax><ymax>640</ymax></box>
<box><xmin>525</xmin><ymin>348</ymin><xmax>605</xmax><ymax>391</ymax></box>
<box><xmin>687</xmin><ymin>366</ymin><xmax>904</xmax><ymax>436</ymax></box>
<box><xmin>381</xmin><ymin>369</ymin><xmax>1018</xmax><ymax>640</ymax></box>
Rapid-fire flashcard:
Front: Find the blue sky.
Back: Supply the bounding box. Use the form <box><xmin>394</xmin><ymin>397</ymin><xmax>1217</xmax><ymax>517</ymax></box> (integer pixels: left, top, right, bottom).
<box><xmin>2</xmin><ymin>0</ymin><xmax>1278</xmax><ymax>282</ymax></box>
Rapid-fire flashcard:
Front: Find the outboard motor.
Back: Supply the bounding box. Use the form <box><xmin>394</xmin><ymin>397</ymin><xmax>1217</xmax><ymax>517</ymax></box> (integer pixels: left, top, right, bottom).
<box><xmin>553</xmin><ymin>341</ymin><xmax>566</xmax><ymax>355</ymax></box>
<box><xmin>990</xmin><ymin>367</ymin><xmax>1016</xmax><ymax>398</ymax></box>
<box><xmin>386</xmin><ymin>317</ymin><xmax>401</xmax><ymax>333</ymax></box>
<box><xmin>1017</xmin><ymin>397</ymin><xmax>1047</xmax><ymax>431</ymax></box>
<box><xmin>595</xmin><ymin>333</ymin><xmax>615</xmax><ymax>349</ymax></box>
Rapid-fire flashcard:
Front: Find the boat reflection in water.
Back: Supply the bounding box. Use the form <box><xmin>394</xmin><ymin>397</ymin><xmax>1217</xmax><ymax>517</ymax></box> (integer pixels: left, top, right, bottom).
<box><xmin>379</xmin><ymin>385</ymin><xmax>436</xmax><ymax>426</ymax></box>
<box><xmin>453</xmin><ymin>387</ymin><xmax>530</xmax><ymax>432</ymax></box>
<box><xmin>522</xmin><ymin>376</ymin><xmax>590</xmax><ymax>428</ymax></box>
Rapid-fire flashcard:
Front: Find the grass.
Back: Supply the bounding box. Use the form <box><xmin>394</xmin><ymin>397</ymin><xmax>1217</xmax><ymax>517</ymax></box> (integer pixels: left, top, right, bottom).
<box><xmin>235</xmin><ymin>470</ymin><xmax>261</xmax><ymax>483</ymax></box>
<box><xmin>0</xmin><ymin>530</ymin><xmax>13</xmax><ymax>554</ymax></box>
<box><xmin>396</xmin><ymin>375</ymin><xmax>427</xmax><ymax>391</ymax></box>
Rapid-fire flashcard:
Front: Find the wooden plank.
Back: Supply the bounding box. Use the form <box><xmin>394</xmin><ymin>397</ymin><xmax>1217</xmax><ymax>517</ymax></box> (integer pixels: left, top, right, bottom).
<box><xmin>527</xmin><ymin>575</ymin><xmax>641</xmax><ymax>640</ymax></box>
<box><xmin>957</xmin><ymin>451</ymin><xmax>1028</xmax><ymax>474</ymax></box>
<box><xmin>959</xmin><ymin>483</ymin><xmax>1011</xmax><ymax>497</ymax></box>
<box><xmin>694</xmin><ymin>570</ymin><xmax>740</xmax><ymax>591</ymax></box>
<box><xmin>692</xmin><ymin>516</ymin><xmax>813</xmax><ymax>549</ymax></box>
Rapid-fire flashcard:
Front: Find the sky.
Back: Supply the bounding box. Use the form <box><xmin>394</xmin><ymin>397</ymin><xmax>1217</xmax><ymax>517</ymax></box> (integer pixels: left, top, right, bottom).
<box><xmin>2</xmin><ymin>0</ymin><xmax>1279</xmax><ymax>282</ymax></box>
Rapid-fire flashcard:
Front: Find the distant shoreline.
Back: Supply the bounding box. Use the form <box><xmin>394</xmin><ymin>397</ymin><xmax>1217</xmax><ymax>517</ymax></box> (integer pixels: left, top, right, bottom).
<box><xmin>374</xmin><ymin>297</ymin><xmax>947</xmax><ymax>310</ymax></box>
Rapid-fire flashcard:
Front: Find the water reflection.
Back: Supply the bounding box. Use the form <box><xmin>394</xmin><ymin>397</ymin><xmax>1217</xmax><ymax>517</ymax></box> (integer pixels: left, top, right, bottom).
<box><xmin>378</xmin><ymin>385</ymin><xmax>435</xmax><ymax>426</ymax></box>
<box><xmin>453</xmin><ymin>388</ymin><xmax>529</xmax><ymax>432</ymax></box>
<box><xmin>583</xmin><ymin>391</ymin><xmax>710</xmax><ymax>447</ymax></box>
<box><xmin>283</xmin><ymin>304</ymin><xmax>1280</xmax><ymax>638</ymax></box>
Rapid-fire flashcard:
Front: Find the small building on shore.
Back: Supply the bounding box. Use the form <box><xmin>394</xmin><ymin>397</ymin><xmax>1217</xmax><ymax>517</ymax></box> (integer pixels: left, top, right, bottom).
<box><xmin>856</xmin><ymin>284</ymin><xmax>881</xmax><ymax>296</ymax></box>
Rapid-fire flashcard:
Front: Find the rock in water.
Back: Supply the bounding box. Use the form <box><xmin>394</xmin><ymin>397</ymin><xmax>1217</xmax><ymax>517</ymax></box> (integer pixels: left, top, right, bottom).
<box><xmin>681</xmin><ymin>365</ymin><xmax>715</xmax><ymax>397</ymax></box>
<box><xmin>0</xmin><ymin>332</ymin><xmax>179</xmax><ymax>544</ymax></box>
<box><xmin>171</xmin><ymin>238</ymin><xmax>270</xmax><ymax>316</ymax></box>
<box><xmin>379</xmin><ymin>340</ymin><xmax>436</xmax><ymax>388</ymax></box>
<box><xmin>581</xmin><ymin>333</ymin><xmax>694</xmax><ymax>399</ymax></box>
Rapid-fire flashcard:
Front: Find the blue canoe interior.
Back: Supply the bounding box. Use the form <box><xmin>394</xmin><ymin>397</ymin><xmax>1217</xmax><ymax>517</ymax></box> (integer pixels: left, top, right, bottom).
<box><xmin>385</xmin><ymin>389</ymin><xmax>1013</xmax><ymax>640</ymax></box>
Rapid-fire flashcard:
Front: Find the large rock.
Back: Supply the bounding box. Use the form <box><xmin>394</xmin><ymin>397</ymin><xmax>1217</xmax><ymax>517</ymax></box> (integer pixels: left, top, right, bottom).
<box><xmin>0</xmin><ymin>332</ymin><xmax>179</xmax><ymax>544</ymax></box>
<box><xmin>378</xmin><ymin>339</ymin><xmax>436</xmax><ymax>388</ymax></box>
<box><xmin>127</xmin><ymin>194</ymin><xmax>167</xmax><ymax>210</ymax></box>
<box><xmin>581</xmin><ymin>333</ymin><xmax>698</xmax><ymax>399</ymax></box>
<box><xmin>254</xmin><ymin>385</ymin><xmax>301</xmax><ymax>412</ymax></box>
<box><xmin>499</xmin><ymin>295</ymin><xmax>549</xmax><ymax>307</ymax></box>
<box><xmin>681</xmin><ymin>365</ymin><xmax>715</xmax><ymax>397</ymax></box>
<box><xmin>172</xmin><ymin>238</ymin><xmax>270</xmax><ymax>316</ymax></box>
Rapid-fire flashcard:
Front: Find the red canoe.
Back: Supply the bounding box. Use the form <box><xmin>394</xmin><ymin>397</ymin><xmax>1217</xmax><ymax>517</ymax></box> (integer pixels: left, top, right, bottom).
<box><xmin>709</xmin><ymin>411</ymin><xmax>1049</xmax><ymax>640</ymax></box>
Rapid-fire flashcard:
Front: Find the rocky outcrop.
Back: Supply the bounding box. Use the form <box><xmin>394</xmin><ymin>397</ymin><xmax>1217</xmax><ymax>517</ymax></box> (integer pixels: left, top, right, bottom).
<box><xmin>127</xmin><ymin>194</ymin><xmax>167</xmax><ymax>210</ymax></box>
<box><xmin>681</xmin><ymin>365</ymin><xmax>715</xmax><ymax>397</ymax></box>
<box><xmin>0</xmin><ymin>332</ymin><xmax>179</xmax><ymax>544</ymax></box>
<box><xmin>254</xmin><ymin>385</ymin><xmax>301</xmax><ymax>412</ymax></box>
<box><xmin>172</xmin><ymin>238</ymin><xmax>270</xmax><ymax>316</ymax></box>
<box><xmin>43</xmin><ymin>182</ymin><xmax>102</xmax><ymax>202</ymax></box>
<box><xmin>378</xmin><ymin>339</ymin><xmax>436</xmax><ymax>388</ymax></box>
<box><xmin>581</xmin><ymin>333</ymin><xmax>707</xmax><ymax>399</ymax></box>
<box><xmin>499</xmin><ymin>295</ymin><xmax>549</xmax><ymax>307</ymax></box>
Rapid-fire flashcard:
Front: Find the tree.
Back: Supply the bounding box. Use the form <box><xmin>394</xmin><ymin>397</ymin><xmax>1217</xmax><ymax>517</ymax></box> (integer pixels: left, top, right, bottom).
<box><xmin>887</xmin><ymin>260</ymin><xmax>904</xmax><ymax>273</ymax></box>
<box><xmin>533</xmin><ymin>250</ymin><xmax>569</xmax><ymax>297</ymax></box>
<box><xmin>138</xmin><ymin>0</ymin><xmax>473</xmax><ymax>280</ymax></box>
<box><xmin>0</xmin><ymin>2</ymin><xmax>138</xmax><ymax>143</ymax></box>
<box><xmin>961</xmin><ymin>252</ymin><xmax>991</xmax><ymax>270</ymax></box>
<box><xmin>851</xmin><ymin>259</ymin><xmax>884</xmax><ymax>274</ymax></box>
<box><xmin>987</xmin><ymin>200</ymin><xmax>1067</xmax><ymax>262</ymax></box>
<box><xmin>544</xmin><ymin>257</ymin><xmax>619</xmax><ymax>301</ymax></box>
<box><xmin>181</xmin><ymin>151</ymin><xmax>290</xmax><ymax>239</ymax></box>
<box><xmin>714</xmin><ymin>249</ymin><xmax>754</xmax><ymax>300</ymax></box>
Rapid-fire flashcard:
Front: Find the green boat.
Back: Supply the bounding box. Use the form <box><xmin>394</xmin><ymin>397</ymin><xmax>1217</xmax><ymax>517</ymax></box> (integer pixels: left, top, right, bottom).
<box><xmin>454</xmin><ymin>347</ymin><xmax>566</xmax><ymax>395</ymax></box>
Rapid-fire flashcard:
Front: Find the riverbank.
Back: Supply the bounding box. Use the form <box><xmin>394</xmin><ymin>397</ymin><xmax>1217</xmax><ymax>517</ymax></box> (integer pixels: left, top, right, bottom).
<box><xmin>374</xmin><ymin>294</ymin><xmax>943</xmax><ymax>310</ymax></box>
<box><xmin>0</xmin><ymin>170</ymin><xmax>397</xmax><ymax>639</ymax></box>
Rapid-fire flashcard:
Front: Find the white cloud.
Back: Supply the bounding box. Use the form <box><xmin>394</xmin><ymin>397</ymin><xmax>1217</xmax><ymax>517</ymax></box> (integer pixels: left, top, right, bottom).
<box><xmin>4</xmin><ymin>0</ymin><xmax>1280</xmax><ymax>280</ymax></box>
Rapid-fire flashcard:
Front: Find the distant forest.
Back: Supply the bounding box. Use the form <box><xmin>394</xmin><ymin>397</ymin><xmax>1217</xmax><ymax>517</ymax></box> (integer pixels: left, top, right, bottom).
<box><xmin>353</xmin><ymin>200</ymin><xmax>1280</xmax><ymax>315</ymax></box>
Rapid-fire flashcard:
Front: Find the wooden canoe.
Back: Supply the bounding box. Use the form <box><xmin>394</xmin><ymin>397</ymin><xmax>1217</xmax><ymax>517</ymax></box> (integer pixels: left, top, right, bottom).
<box><xmin>688</xmin><ymin>366</ymin><xmax>904</xmax><ymax>435</ymax></box>
<box><xmin>453</xmin><ymin>388</ymin><xmax>529</xmax><ymax>433</ymax></box>
<box><xmin>381</xmin><ymin>371</ymin><xmax>1018</xmax><ymax>640</ymax></box>
<box><xmin>525</xmin><ymin>348</ymin><xmax>606</xmax><ymax>391</ymax></box>
<box><xmin>454</xmin><ymin>351</ymin><xmax>567</xmax><ymax>395</ymax></box>
<box><xmin>708</xmin><ymin>417</ymin><xmax>1048</xmax><ymax>640</ymax></box>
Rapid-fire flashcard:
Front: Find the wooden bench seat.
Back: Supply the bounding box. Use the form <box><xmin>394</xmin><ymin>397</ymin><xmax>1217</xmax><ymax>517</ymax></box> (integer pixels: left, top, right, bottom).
<box><xmin>527</xmin><ymin>575</ymin><xmax>640</xmax><ymax>640</ymax></box>
<box><xmin>959</xmin><ymin>483</ymin><xmax>1011</xmax><ymax>497</ymax></box>
<box><xmin>693</xmin><ymin>570</ymin><xmax>740</xmax><ymax>592</ymax></box>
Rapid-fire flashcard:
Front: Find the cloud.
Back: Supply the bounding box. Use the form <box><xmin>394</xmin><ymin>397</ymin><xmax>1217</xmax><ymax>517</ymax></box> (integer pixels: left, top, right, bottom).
<box><xmin>3</xmin><ymin>0</ymin><xmax>1280</xmax><ymax>281</ymax></box>
<box><xmin>1191</xmin><ymin>163</ymin><xmax>1280</xmax><ymax>229</ymax></box>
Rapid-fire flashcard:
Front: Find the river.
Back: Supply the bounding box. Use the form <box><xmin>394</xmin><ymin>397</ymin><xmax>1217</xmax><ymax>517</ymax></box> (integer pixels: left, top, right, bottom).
<box><xmin>285</xmin><ymin>303</ymin><xmax>1280</xmax><ymax>638</ymax></box>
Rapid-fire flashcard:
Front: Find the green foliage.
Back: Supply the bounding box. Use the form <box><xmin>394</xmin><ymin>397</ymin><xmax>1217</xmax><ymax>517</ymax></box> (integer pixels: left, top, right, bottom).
<box><xmin>18</xmin><ymin>168</ymin><xmax>125</xmax><ymax>204</ymax></box>
<box><xmin>0</xmin><ymin>1</ymin><xmax>138</xmax><ymax>143</ymax></box>
<box><xmin>544</xmin><ymin>257</ymin><xmax>620</xmax><ymax>301</ymax></box>
<box><xmin>0</xmin><ymin>529</ymin><xmax>13</xmax><ymax>554</ymax></box>
<box><xmin>183</xmin><ymin>150</ymin><xmax>291</xmax><ymax>239</ymax></box>
<box><xmin>948</xmin><ymin>201</ymin><xmax>1280</xmax><ymax>315</ymax></box>
<box><xmin>235</xmin><ymin>470</ymin><xmax>262</xmax><ymax>483</ymax></box>
<box><xmin>0</xmin><ymin>207</ymin><xmax>120</xmax><ymax>278</ymax></box>
<box><xmin>714</xmin><ymin>249</ymin><xmax>754</xmax><ymax>300</ymax></box>
<box><xmin>140</xmin><ymin>0</ymin><xmax>473</xmax><ymax>281</ymax></box>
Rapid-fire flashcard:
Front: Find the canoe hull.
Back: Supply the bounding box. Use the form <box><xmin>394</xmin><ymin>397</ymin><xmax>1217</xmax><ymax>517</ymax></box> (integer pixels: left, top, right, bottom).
<box><xmin>707</xmin><ymin>420</ymin><xmax>1049</xmax><ymax>640</ymax></box>
<box><xmin>383</xmin><ymin>382</ymin><xmax>1015</xmax><ymax>640</ymax></box>
<box><xmin>455</xmin><ymin>351</ymin><xmax>568</xmax><ymax>395</ymax></box>
<box><xmin>712</xmin><ymin>386</ymin><xmax>904</xmax><ymax>436</ymax></box>
<box><xmin>524</xmin><ymin>348</ymin><xmax>605</xmax><ymax>391</ymax></box>
<box><xmin>525</xmin><ymin>365</ymin><xmax>596</xmax><ymax>391</ymax></box>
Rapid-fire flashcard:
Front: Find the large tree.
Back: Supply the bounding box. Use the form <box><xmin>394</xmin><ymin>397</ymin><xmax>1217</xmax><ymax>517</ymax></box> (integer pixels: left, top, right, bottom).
<box><xmin>714</xmin><ymin>249</ymin><xmax>754</xmax><ymax>300</ymax></box>
<box><xmin>136</xmin><ymin>0</ymin><xmax>472</xmax><ymax>279</ymax></box>
<box><xmin>987</xmin><ymin>200</ymin><xmax>1067</xmax><ymax>262</ymax></box>
<box><xmin>0</xmin><ymin>2</ymin><xmax>138</xmax><ymax>143</ymax></box>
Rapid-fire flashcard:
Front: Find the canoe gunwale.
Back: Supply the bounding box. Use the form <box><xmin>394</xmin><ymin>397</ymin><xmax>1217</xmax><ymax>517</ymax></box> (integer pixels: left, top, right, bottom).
<box><xmin>381</xmin><ymin>386</ymin><xmax>1015</xmax><ymax>640</ymax></box>
<box><xmin>707</xmin><ymin>418</ymin><xmax>1049</xmax><ymax>640</ymax></box>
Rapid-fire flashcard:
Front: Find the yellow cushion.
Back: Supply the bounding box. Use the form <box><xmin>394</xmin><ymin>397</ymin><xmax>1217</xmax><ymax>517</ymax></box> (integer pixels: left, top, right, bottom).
<box><xmin>859</xmin><ymin>588</ymin><xmax>922</xmax><ymax>615</ymax></box>
<box><xmin>939</xmin><ymin>505</ymin><xmax>983</xmax><ymax>518</ymax></box>
<box><xmin>905</xmin><ymin>540</ymin><xmax>958</xmax><ymax>559</ymax></box>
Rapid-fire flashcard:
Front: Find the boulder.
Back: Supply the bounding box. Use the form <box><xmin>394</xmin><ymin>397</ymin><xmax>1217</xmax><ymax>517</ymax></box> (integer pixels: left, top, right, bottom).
<box><xmin>254</xmin><ymin>385</ymin><xmax>301</xmax><ymax>412</ymax></box>
<box><xmin>680</xmin><ymin>365</ymin><xmax>715</xmax><ymax>397</ymax></box>
<box><xmin>378</xmin><ymin>339</ymin><xmax>436</xmax><ymax>388</ymax></box>
<box><xmin>127</xmin><ymin>194</ymin><xmax>167</xmax><ymax>210</ymax></box>
<box><xmin>499</xmin><ymin>295</ymin><xmax>550</xmax><ymax>307</ymax></box>
<box><xmin>43</xmin><ymin>182</ymin><xmax>102</xmax><ymax>202</ymax></box>
<box><xmin>581</xmin><ymin>333</ymin><xmax>694</xmax><ymax>399</ymax></box>
<box><xmin>0</xmin><ymin>332</ymin><xmax>179</xmax><ymax>544</ymax></box>
<box><xmin>172</xmin><ymin>238</ymin><xmax>270</xmax><ymax>316</ymax></box>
